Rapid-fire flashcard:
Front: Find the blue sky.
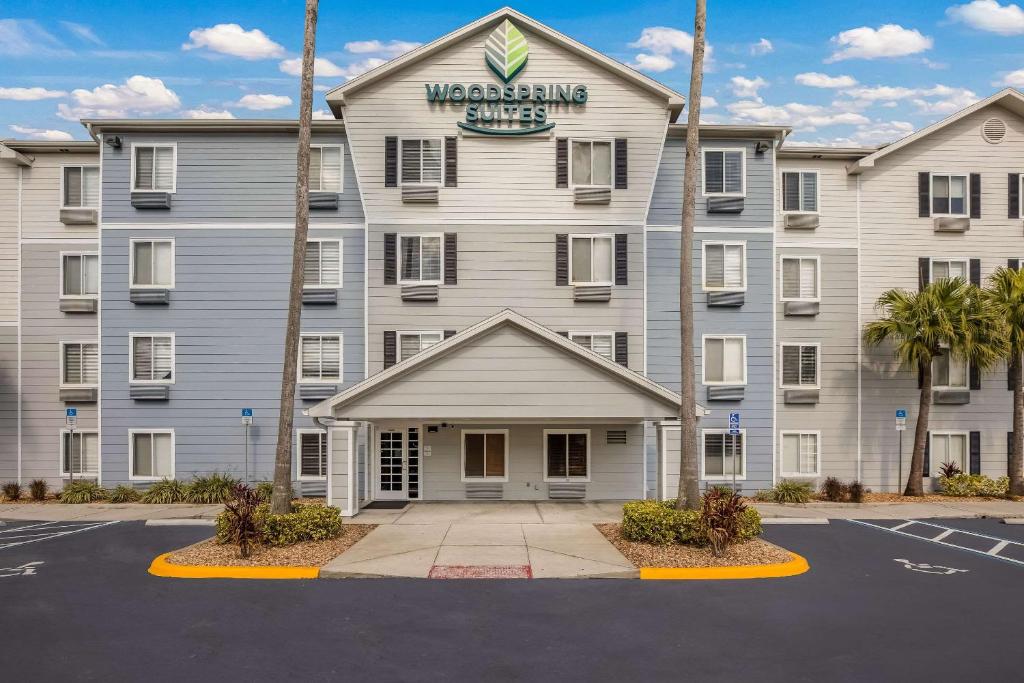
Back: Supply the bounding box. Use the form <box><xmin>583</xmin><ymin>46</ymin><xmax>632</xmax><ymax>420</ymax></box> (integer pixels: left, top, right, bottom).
<box><xmin>3</xmin><ymin>0</ymin><xmax>1024</xmax><ymax>144</ymax></box>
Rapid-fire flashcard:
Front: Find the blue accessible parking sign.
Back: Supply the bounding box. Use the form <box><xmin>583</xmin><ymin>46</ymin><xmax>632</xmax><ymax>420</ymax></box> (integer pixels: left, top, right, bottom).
<box><xmin>729</xmin><ymin>412</ymin><xmax>740</xmax><ymax>435</ymax></box>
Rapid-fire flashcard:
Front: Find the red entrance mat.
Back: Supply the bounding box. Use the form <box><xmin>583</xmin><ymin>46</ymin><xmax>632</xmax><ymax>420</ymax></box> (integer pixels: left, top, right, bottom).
<box><xmin>428</xmin><ymin>564</ymin><xmax>533</xmax><ymax>579</ymax></box>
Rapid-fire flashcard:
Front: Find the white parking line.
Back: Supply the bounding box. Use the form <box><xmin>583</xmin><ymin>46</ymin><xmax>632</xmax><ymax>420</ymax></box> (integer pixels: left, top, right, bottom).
<box><xmin>848</xmin><ymin>519</ymin><xmax>1024</xmax><ymax>568</ymax></box>
<box><xmin>0</xmin><ymin>521</ymin><xmax>118</xmax><ymax>550</ymax></box>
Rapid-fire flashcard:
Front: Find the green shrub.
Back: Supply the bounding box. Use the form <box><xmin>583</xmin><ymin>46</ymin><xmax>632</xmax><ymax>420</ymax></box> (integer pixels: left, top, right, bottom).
<box><xmin>109</xmin><ymin>484</ymin><xmax>142</xmax><ymax>503</ymax></box>
<box><xmin>254</xmin><ymin>481</ymin><xmax>274</xmax><ymax>503</ymax></box>
<box><xmin>59</xmin><ymin>480</ymin><xmax>108</xmax><ymax>504</ymax></box>
<box><xmin>940</xmin><ymin>474</ymin><xmax>1009</xmax><ymax>497</ymax></box>
<box><xmin>3</xmin><ymin>481</ymin><xmax>22</xmax><ymax>501</ymax></box>
<box><xmin>140</xmin><ymin>479</ymin><xmax>189</xmax><ymax>504</ymax></box>
<box><xmin>759</xmin><ymin>480</ymin><xmax>814</xmax><ymax>504</ymax></box>
<box><xmin>736</xmin><ymin>507</ymin><xmax>762</xmax><ymax>541</ymax></box>
<box><xmin>28</xmin><ymin>479</ymin><xmax>48</xmax><ymax>501</ymax></box>
<box><xmin>621</xmin><ymin>500</ymin><xmax>696</xmax><ymax>545</ymax></box>
<box><xmin>263</xmin><ymin>504</ymin><xmax>343</xmax><ymax>546</ymax></box>
<box><xmin>185</xmin><ymin>473</ymin><xmax>240</xmax><ymax>504</ymax></box>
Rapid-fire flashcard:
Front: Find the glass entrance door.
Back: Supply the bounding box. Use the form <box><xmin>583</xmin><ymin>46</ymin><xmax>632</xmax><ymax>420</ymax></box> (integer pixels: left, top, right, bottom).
<box><xmin>376</xmin><ymin>430</ymin><xmax>406</xmax><ymax>500</ymax></box>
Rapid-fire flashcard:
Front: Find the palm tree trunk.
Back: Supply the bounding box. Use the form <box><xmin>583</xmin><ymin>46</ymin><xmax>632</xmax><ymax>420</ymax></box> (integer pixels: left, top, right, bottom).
<box><xmin>271</xmin><ymin>0</ymin><xmax>319</xmax><ymax>515</ymax></box>
<box><xmin>675</xmin><ymin>0</ymin><xmax>706</xmax><ymax>511</ymax></box>
<box><xmin>1011</xmin><ymin>355</ymin><xmax>1024</xmax><ymax>496</ymax></box>
<box><xmin>905</xmin><ymin>359</ymin><xmax>932</xmax><ymax>496</ymax></box>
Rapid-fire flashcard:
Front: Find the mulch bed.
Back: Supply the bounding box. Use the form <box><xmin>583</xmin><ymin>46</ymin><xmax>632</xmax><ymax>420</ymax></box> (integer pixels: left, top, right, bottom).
<box><xmin>166</xmin><ymin>524</ymin><xmax>377</xmax><ymax>568</ymax></box>
<box><xmin>596</xmin><ymin>523</ymin><xmax>791</xmax><ymax>569</ymax></box>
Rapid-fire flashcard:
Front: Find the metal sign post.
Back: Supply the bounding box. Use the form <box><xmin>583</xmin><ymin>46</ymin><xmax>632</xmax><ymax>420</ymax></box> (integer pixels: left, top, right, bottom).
<box><xmin>896</xmin><ymin>409</ymin><xmax>907</xmax><ymax>486</ymax></box>
<box><xmin>65</xmin><ymin>408</ymin><xmax>77</xmax><ymax>484</ymax></box>
<box><xmin>241</xmin><ymin>408</ymin><xmax>253</xmax><ymax>484</ymax></box>
<box><xmin>729</xmin><ymin>412</ymin><xmax>741</xmax><ymax>494</ymax></box>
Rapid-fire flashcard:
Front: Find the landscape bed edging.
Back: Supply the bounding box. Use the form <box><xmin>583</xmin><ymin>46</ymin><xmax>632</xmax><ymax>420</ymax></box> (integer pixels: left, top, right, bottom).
<box><xmin>639</xmin><ymin>552</ymin><xmax>810</xmax><ymax>580</ymax></box>
<box><xmin>148</xmin><ymin>552</ymin><xmax>320</xmax><ymax>580</ymax></box>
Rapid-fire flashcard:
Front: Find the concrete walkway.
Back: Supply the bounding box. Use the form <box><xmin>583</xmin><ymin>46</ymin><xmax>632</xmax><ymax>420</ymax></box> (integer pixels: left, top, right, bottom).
<box><xmin>0</xmin><ymin>503</ymin><xmax>223</xmax><ymax>521</ymax></box>
<box><xmin>754</xmin><ymin>499</ymin><xmax>1024</xmax><ymax>520</ymax></box>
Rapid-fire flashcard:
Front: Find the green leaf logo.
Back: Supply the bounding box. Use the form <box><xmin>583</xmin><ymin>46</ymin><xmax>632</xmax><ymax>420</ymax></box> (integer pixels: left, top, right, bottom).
<box><xmin>485</xmin><ymin>19</ymin><xmax>529</xmax><ymax>83</ymax></box>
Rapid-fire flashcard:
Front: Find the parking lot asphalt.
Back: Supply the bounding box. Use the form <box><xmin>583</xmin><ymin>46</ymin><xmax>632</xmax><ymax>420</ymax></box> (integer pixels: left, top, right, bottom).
<box><xmin>1</xmin><ymin>517</ymin><xmax>1022</xmax><ymax>682</ymax></box>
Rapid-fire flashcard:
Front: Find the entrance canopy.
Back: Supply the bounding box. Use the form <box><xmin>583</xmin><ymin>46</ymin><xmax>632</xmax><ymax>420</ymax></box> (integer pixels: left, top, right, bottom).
<box><xmin>307</xmin><ymin>309</ymin><xmax>700</xmax><ymax>422</ymax></box>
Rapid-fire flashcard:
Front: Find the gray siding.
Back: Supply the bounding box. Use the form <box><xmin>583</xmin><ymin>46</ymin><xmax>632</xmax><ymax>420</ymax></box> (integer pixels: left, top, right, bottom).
<box><xmin>0</xmin><ymin>326</ymin><xmax>17</xmax><ymax>481</ymax></box>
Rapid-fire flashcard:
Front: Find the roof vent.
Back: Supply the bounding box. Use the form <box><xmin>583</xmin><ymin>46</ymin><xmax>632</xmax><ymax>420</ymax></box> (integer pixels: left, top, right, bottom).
<box><xmin>982</xmin><ymin>117</ymin><xmax>1006</xmax><ymax>144</ymax></box>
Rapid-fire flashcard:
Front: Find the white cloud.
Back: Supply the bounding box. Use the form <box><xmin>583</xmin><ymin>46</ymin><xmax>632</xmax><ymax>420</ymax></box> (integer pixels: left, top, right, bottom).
<box><xmin>180</xmin><ymin>106</ymin><xmax>235</xmax><ymax>119</ymax></box>
<box><xmin>836</xmin><ymin>84</ymin><xmax>979</xmax><ymax>114</ymax></box>
<box><xmin>0</xmin><ymin>86</ymin><xmax>68</xmax><ymax>100</ymax></box>
<box><xmin>57</xmin><ymin>75</ymin><xmax>181</xmax><ymax>119</ymax></box>
<box><xmin>795</xmin><ymin>72</ymin><xmax>858</xmax><ymax>88</ymax></box>
<box><xmin>730</xmin><ymin>75</ymin><xmax>768</xmax><ymax>98</ymax></box>
<box><xmin>851</xmin><ymin>120</ymin><xmax>915</xmax><ymax>144</ymax></box>
<box><xmin>701</xmin><ymin>95</ymin><xmax>718</xmax><ymax>109</ymax></box>
<box><xmin>313</xmin><ymin>109</ymin><xmax>335</xmax><ymax>120</ymax></box>
<box><xmin>0</xmin><ymin>19</ymin><xmax>70</xmax><ymax>57</ymax></box>
<box><xmin>627</xmin><ymin>26</ymin><xmax>713</xmax><ymax>73</ymax></box>
<box><xmin>826</xmin><ymin>24</ymin><xmax>932</xmax><ymax>62</ymax></box>
<box><xmin>344</xmin><ymin>39</ymin><xmax>420</xmax><ymax>57</ymax></box>
<box><xmin>750</xmin><ymin>38</ymin><xmax>773</xmax><ymax>56</ymax></box>
<box><xmin>947</xmin><ymin>1</ymin><xmax>1024</xmax><ymax>35</ymax></box>
<box><xmin>182</xmin><ymin>24</ymin><xmax>284</xmax><ymax>60</ymax></box>
<box><xmin>911</xmin><ymin>85</ymin><xmax>979</xmax><ymax>114</ymax></box>
<box><xmin>630</xmin><ymin>53</ymin><xmax>676</xmax><ymax>72</ymax></box>
<box><xmin>280</xmin><ymin>56</ymin><xmax>388</xmax><ymax>80</ymax></box>
<box><xmin>60</xmin><ymin>21</ymin><xmax>104</xmax><ymax>45</ymax></box>
<box><xmin>999</xmin><ymin>68</ymin><xmax>1024</xmax><ymax>87</ymax></box>
<box><xmin>234</xmin><ymin>93</ymin><xmax>292</xmax><ymax>110</ymax></box>
<box><xmin>9</xmin><ymin>125</ymin><xmax>74</xmax><ymax>141</ymax></box>
<box><xmin>727</xmin><ymin>98</ymin><xmax>869</xmax><ymax>131</ymax></box>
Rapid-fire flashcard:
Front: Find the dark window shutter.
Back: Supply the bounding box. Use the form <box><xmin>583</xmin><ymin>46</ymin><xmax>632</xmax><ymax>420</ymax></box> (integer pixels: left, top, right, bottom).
<box><xmin>557</xmin><ymin>331</ymin><xmax>569</xmax><ymax>338</ymax></box>
<box><xmin>444</xmin><ymin>233</ymin><xmax>457</xmax><ymax>285</ymax></box>
<box><xmin>614</xmin><ymin>234</ymin><xmax>628</xmax><ymax>286</ymax></box>
<box><xmin>969</xmin><ymin>173</ymin><xmax>981</xmax><ymax>219</ymax></box>
<box><xmin>555</xmin><ymin>138</ymin><xmax>568</xmax><ymax>188</ymax></box>
<box><xmin>918</xmin><ymin>257</ymin><xmax>930</xmax><ymax>290</ymax></box>
<box><xmin>444</xmin><ymin>136</ymin><xmax>457</xmax><ymax>188</ymax></box>
<box><xmin>923</xmin><ymin>432</ymin><xmax>930</xmax><ymax>478</ymax></box>
<box><xmin>614</xmin><ymin>332</ymin><xmax>628</xmax><ymax>367</ymax></box>
<box><xmin>384</xmin><ymin>136</ymin><xmax>398</xmax><ymax>188</ymax></box>
<box><xmin>383</xmin><ymin>331</ymin><xmax>397</xmax><ymax>369</ymax></box>
<box><xmin>1009</xmin><ymin>173</ymin><xmax>1020</xmax><ymax>219</ymax></box>
<box><xmin>1010</xmin><ymin>258</ymin><xmax>1021</xmax><ymax>271</ymax></box>
<box><xmin>970</xmin><ymin>362</ymin><xmax>981</xmax><ymax>391</ymax></box>
<box><xmin>969</xmin><ymin>431</ymin><xmax>981</xmax><ymax>475</ymax></box>
<box><xmin>614</xmin><ymin>138</ymin><xmax>627</xmax><ymax>190</ymax></box>
<box><xmin>383</xmin><ymin>233</ymin><xmax>397</xmax><ymax>285</ymax></box>
<box><xmin>443</xmin><ymin>329</ymin><xmax>456</xmax><ymax>339</ymax></box>
<box><xmin>555</xmin><ymin>234</ymin><xmax>568</xmax><ymax>286</ymax></box>
<box><xmin>969</xmin><ymin>258</ymin><xmax>981</xmax><ymax>287</ymax></box>
<box><xmin>918</xmin><ymin>172</ymin><xmax>931</xmax><ymax>218</ymax></box>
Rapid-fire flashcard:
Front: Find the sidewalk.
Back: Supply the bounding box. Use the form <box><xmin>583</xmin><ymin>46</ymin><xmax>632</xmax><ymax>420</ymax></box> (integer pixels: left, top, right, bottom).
<box><xmin>753</xmin><ymin>499</ymin><xmax>1024</xmax><ymax>520</ymax></box>
<box><xmin>0</xmin><ymin>503</ymin><xmax>223</xmax><ymax>522</ymax></box>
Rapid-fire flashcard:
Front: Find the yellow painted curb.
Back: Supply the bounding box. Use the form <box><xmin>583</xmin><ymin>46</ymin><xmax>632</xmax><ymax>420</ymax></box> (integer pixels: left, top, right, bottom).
<box><xmin>148</xmin><ymin>553</ymin><xmax>320</xmax><ymax>580</ymax></box>
<box><xmin>639</xmin><ymin>551</ymin><xmax>809</xmax><ymax>580</ymax></box>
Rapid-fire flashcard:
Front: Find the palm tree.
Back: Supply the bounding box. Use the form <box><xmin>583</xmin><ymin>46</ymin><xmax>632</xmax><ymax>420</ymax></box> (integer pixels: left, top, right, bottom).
<box><xmin>864</xmin><ymin>278</ymin><xmax>1006</xmax><ymax>496</ymax></box>
<box><xmin>984</xmin><ymin>267</ymin><xmax>1024</xmax><ymax>495</ymax></box>
<box><xmin>675</xmin><ymin>0</ymin><xmax>706</xmax><ymax>511</ymax></box>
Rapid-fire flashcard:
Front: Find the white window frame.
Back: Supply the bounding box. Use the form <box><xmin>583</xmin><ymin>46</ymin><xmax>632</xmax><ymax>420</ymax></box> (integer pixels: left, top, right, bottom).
<box><xmin>129</xmin><ymin>142</ymin><xmax>177</xmax><ymax>193</ymax></box>
<box><xmin>567</xmin><ymin>331</ymin><xmax>616</xmax><ymax>361</ymax></box>
<box><xmin>701</xmin><ymin>334</ymin><xmax>747</xmax><ymax>386</ymax></box>
<box><xmin>129</xmin><ymin>237</ymin><xmax>175</xmax><ymax>289</ymax></box>
<box><xmin>60</xmin><ymin>164</ymin><xmax>100</xmax><ymax>209</ymax></box>
<box><xmin>58</xmin><ymin>340</ymin><xmax>99</xmax><ymax>388</ymax></box>
<box><xmin>780</xmin><ymin>169</ymin><xmax>820</xmax><ymax>214</ymax></box>
<box><xmin>128</xmin><ymin>429</ymin><xmax>175</xmax><ymax>481</ymax></box>
<box><xmin>398</xmin><ymin>233</ymin><xmax>444</xmax><ymax>285</ymax></box>
<box><xmin>295</xmin><ymin>428</ymin><xmax>330</xmax><ymax>481</ymax></box>
<box><xmin>779</xmin><ymin>255</ymin><xmax>821</xmax><ymax>303</ymax></box>
<box><xmin>701</xmin><ymin>428</ymin><xmax>747</xmax><ymax>480</ymax></box>
<box><xmin>397</xmin><ymin>330</ymin><xmax>444</xmax><ymax>362</ymax></box>
<box><xmin>930</xmin><ymin>172</ymin><xmax>969</xmax><ymax>218</ymax></box>
<box><xmin>779</xmin><ymin>430</ymin><xmax>822</xmax><ymax>478</ymax></box>
<box><xmin>129</xmin><ymin>332</ymin><xmax>176</xmax><ymax>385</ymax></box>
<box><xmin>59</xmin><ymin>429</ymin><xmax>99</xmax><ymax>478</ymax></box>
<box><xmin>398</xmin><ymin>137</ymin><xmax>443</xmax><ymax>187</ymax></box>
<box><xmin>542</xmin><ymin>428</ymin><xmax>592</xmax><ymax>483</ymax></box>
<box><xmin>780</xmin><ymin>342</ymin><xmax>820</xmax><ymax>389</ymax></box>
<box><xmin>303</xmin><ymin>238</ymin><xmax>343</xmax><ymax>289</ymax></box>
<box><xmin>929</xmin><ymin>431</ymin><xmax>970</xmax><ymax>477</ymax></box>
<box><xmin>460</xmin><ymin>428</ymin><xmax>510</xmax><ymax>483</ymax></box>
<box><xmin>701</xmin><ymin>147</ymin><xmax>746</xmax><ymax>198</ymax></box>
<box><xmin>929</xmin><ymin>257</ymin><xmax>969</xmax><ymax>283</ymax></box>
<box><xmin>297</xmin><ymin>332</ymin><xmax>344</xmax><ymax>384</ymax></box>
<box><xmin>59</xmin><ymin>251</ymin><xmax>99</xmax><ymax>300</ymax></box>
<box><xmin>568</xmin><ymin>137</ymin><xmax>614</xmax><ymax>190</ymax></box>
<box><xmin>568</xmin><ymin>233</ymin><xmax>615</xmax><ymax>286</ymax></box>
<box><xmin>701</xmin><ymin>241</ymin><xmax>747</xmax><ymax>292</ymax></box>
<box><xmin>309</xmin><ymin>144</ymin><xmax>345</xmax><ymax>193</ymax></box>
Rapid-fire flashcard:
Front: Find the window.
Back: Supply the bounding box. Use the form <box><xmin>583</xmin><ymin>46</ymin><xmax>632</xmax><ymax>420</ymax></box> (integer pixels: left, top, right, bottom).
<box><xmin>130</xmin><ymin>430</ymin><xmax>174</xmax><ymax>480</ymax></box>
<box><xmin>702</xmin><ymin>336</ymin><xmax>746</xmax><ymax>385</ymax></box>
<box><xmin>62</xmin><ymin>166</ymin><xmax>99</xmax><ymax>208</ymax></box>
<box><xmin>702</xmin><ymin>242</ymin><xmax>746</xmax><ymax>291</ymax></box>
<box><xmin>132</xmin><ymin>144</ymin><xmax>175</xmax><ymax>192</ymax></box>
<box><xmin>930</xmin><ymin>258</ymin><xmax>968</xmax><ymax>283</ymax></box>
<box><xmin>931</xmin><ymin>174</ymin><xmax>967</xmax><ymax>216</ymax></box>
<box><xmin>399</xmin><ymin>331</ymin><xmax>443</xmax><ymax>361</ymax></box>
<box><xmin>309</xmin><ymin>145</ymin><xmax>343</xmax><ymax>192</ymax></box>
<box><xmin>297</xmin><ymin>430</ymin><xmax>328</xmax><ymax>479</ymax></box>
<box><xmin>60</xmin><ymin>342</ymin><xmax>98</xmax><ymax>387</ymax></box>
<box><xmin>130</xmin><ymin>239</ymin><xmax>174</xmax><ymax>288</ymax></box>
<box><xmin>399</xmin><ymin>234</ymin><xmax>442</xmax><ymax>284</ymax></box>
<box><xmin>933</xmin><ymin>347</ymin><xmax>968</xmax><ymax>389</ymax></box>
<box><xmin>570</xmin><ymin>139</ymin><xmax>612</xmax><ymax>188</ymax></box>
<box><xmin>781</xmin><ymin>432</ymin><xmax>820</xmax><ymax>477</ymax></box>
<box><xmin>930</xmin><ymin>432</ymin><xmax>968</xmax><ymax>476</ymax></box>
<box><xmin>569</xmin><ymin>332</ymin><xmax>614</xmax><ymax>361</ymax></box>
<box><xmin>781</xmin><ymin>344</ymin><xmax>819</xmax><ymax>388</ymax></box>
<box><xmin>780</xmin><ymin>256</ymin><xmax>819</xmax><ymax>301</ymax></box>
<box><xmin>544</xmin><ymin>430</ymin><xmax>590</xmax><ymax>481</ymax></box>
<box><xmin>400</xmin><ymin>138</ymin><xmax>442</xmax><ymax>185</ymax></box>
<box><xmin>61</xmin><ymin>253</ymin><xmax>99</xmax><ymax>298</ymax></box>
<box><xmin>703</xmin><ymin>431</ymin><xmax>745</xmax><ymax>479</ymax></box>
<box><xmin>781</xmin><ymin>171</ymin><xmax>818</xmax><ymax>212</ymax></box>
<box><xmin>570</xmin><ymin>234</ymin><xmax>614</xmax><ymax>285</ymax></box>
<box><xmin>304</xmin><ymin>239</ymin><xmax>342</xmax><ymax>288</ymax></box>
<box><xmin>462</xmin><ymin>430</ymin><xmax>508</xmax><ymax>481</ymax></box>
<box><xmin>61</xmin><ymin>430</ymin><xmax>98</xmax><ymax>477</ymax></box>
<box><xmin>703</xmin><ymin>149</ymin><xmax>745</xmax><ymax>196</ymax></box>
<box><xmin>299</xmin><ymin>334</ymin><xmax>342</xmax><ymax>383</ymax></box>
<box><xmin>131</xmin><ymin>334</ymin><xmax>174</xmax><ymax>384</ymax></box>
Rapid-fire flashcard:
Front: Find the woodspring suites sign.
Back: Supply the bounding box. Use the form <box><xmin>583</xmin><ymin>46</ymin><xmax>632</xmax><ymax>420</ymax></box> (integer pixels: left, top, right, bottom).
<box><xmin>424</xmin><ymin>19</ymin><xmax>589</xmax><ymax>136</ymax></box>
